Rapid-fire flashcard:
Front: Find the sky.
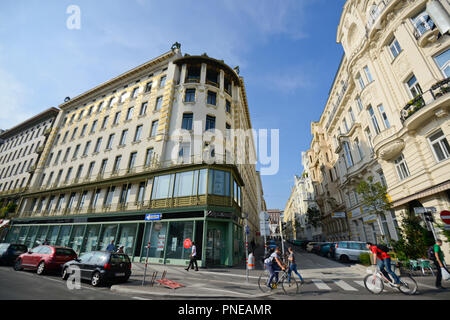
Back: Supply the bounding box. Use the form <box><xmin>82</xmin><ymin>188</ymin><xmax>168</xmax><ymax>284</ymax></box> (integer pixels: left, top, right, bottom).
<box><xmin>0</xmin><ymin>0</ymin><xmax>346</xmax><ymax>211</ymax></box>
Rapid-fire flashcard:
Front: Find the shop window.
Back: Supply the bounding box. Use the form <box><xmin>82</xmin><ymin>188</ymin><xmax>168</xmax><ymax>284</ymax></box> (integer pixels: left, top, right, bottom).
<box><xmin>208</xmin><ymin>169</ymin><xmax>231</xmax><ymax>196</ymax></box>
<box><xmin>165</xmin><ymin>221</ymin><xmax>194</xmax><ymax>260</ymax></box>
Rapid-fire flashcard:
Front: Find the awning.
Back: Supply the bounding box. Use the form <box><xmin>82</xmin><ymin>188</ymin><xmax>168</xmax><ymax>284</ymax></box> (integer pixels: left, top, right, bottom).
<box><xmin>391</xmin><ymin>179</ymin><xmax>450</xmax><ymax>208</ymax></box>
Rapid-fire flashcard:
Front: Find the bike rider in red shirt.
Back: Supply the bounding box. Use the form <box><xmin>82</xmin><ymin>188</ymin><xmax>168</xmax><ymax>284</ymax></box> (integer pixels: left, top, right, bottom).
<box><xmin>366</xmin><ymin>242</ymin><xmax>400</xmax><ymax>287</ymax></box>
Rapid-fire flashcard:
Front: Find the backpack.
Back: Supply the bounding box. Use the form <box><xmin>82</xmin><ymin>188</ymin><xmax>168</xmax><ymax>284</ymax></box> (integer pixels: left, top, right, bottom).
<box><xmin>376</xmin><ymin>244</ymin><xmax>390</xmax><ymax>253</ymax></box>
<box><xmin>427</xmin><ymin>246</ymin><xmax>436</xmax><ymax>260</ymax></box>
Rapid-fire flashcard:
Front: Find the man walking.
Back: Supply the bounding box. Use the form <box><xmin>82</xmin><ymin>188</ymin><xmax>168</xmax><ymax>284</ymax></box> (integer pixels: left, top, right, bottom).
<box><xmin>186</xmin><ymin>241</ymin><xmax>198</xmax><ymax>271</ymax></box>
<box><xmin>431</xmin><ymin>239</ymin><xmax>448</xmax><ymax>290</ymax></box>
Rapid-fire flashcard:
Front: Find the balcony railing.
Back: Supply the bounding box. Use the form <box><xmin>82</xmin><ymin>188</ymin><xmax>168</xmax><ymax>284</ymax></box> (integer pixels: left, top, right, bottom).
<box><xmin>366</xmin><ymin>0</ymin><xmax>393</xmax><ymax>31</ymax></box>
<box><xmin>400</xmin><ymin>78</ymin><xmax>450</xmax><ymax>123</ymax></box>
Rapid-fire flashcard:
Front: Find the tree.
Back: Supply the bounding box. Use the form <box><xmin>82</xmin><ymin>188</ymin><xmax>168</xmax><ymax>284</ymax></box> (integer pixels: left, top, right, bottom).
<box><xmin>306</xmin><ymin>206</ymin><xmax>321</xmax><ymax>228</ymax></box>
<box><xmin>0</xmin><ymin>203</ymin><xmax>18</xmax><ymax>219</ymax></box>
<box><xmin>356</xmin><ymin>176</ymin><xmax>391</xmax><ymax>244</ymax></box>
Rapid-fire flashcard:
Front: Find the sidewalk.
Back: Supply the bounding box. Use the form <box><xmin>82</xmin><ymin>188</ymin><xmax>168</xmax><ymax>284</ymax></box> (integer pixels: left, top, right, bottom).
<box><xmin>111</xmin><ymin>246</ymin><xmax>369</xmax><ymax>299</ymax></box>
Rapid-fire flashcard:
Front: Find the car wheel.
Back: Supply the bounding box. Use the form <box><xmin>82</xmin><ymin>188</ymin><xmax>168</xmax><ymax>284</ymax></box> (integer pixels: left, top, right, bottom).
<box><xmin>91</xmin><ymin>272</ymin><xmax>102</xmax><ymax>287</ymax></box>
<box><xmin>340</xmin><ymin>255</ymin><xmax>350</xmax><ymax>263</ymax></box>
<box><xmin>36</xmin><ymin>262</ymin><xmax>46</xmax><ymax>275</ymax></box>
<box><xmin>14</xmin><ymin>259</ymin><xmax>23</xmax><ymax>271</ymax></box>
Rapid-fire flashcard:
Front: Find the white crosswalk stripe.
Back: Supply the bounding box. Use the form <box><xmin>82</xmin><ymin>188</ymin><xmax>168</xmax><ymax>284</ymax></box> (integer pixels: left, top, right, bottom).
<box><xmin>312</xmin><ymin>279</ymin><xmax>331</xmax><ymax>290</ymax></box>
<box><xmin>333</xmin><ymin>279</ymin><xmax>358</xmax><ymax>291</ymax></box>
<box><xmin>354</xmin><ymin>280</ymin><xmax>366</xmax><ymax>288</ymax></box>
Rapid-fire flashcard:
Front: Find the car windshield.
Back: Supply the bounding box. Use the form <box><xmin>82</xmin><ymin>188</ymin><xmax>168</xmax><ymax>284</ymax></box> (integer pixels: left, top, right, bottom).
<box><xmin>110</xmin><ymin>254</ymin><xmax>130</xmax><ymax>264</ymax></box>
<box><xmin>55</xmin><ymin>248</ymin><xmax>76</xmax><ymax>256</ymax></box>
<box><xmin>0</xmin><ymin>244</ymin><xmax>9</xmax><ymax>254</ymax></box>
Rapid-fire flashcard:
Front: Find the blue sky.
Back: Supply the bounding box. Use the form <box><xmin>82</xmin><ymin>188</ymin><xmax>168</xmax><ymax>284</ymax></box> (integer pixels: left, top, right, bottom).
<box><xmin>0</xmin><ymin>0</ymin><xmax>346</xmax><ymax>210</ymax></box>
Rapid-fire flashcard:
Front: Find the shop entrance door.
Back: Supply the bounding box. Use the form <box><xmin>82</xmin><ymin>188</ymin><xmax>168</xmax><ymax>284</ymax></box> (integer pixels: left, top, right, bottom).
<box><xmin>205</xmin><ymin>224</ymin><xmax>226</xmax><ymax>266</ymax></box>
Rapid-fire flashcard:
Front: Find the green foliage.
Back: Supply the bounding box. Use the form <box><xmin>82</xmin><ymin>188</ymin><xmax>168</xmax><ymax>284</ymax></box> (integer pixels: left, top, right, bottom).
<box><xmin>306</xmin><ymin>206</ymin><xmax>321</xmax><ymax>228</ymax></box>
<box><xmin>391</xmin><ymin>212</ymin><xmax>434</xmax><ymax>260</ymax></box>
<box><xmin>0</xmin><ymin>203</ymin><xmax>18</xmax><ymax>218</ymax></box>
<box><xmin>359</xmin><ymin>253</ymin><xmax>371</xmax><ymax>266</ymax></box>
<box><xmin>356</xmin><ymin>176</ymin><xmax>391</xmax><ymax>215</ymax></box>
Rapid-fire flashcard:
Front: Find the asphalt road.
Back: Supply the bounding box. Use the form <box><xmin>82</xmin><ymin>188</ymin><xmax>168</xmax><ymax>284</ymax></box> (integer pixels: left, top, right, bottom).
<box><xmin>0</xmin><ymin>266</ymin><xmax>135</xmax><ymax>300</ymax></box>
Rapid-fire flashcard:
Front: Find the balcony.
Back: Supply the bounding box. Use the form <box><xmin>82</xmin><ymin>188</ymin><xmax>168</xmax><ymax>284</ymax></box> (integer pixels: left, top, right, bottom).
<box><xmin>366</xmin><ymin>0</ymin><xmax>394</xmax><ymax>33</ymax></box>
<box><xmin>413</xmin><ymin>19</ymin><xmax>440</xmax><ymax>48</ymax></box>
<box><xmin>400</xmin><ymin>78</ymin><xmax>450</xmax><ymax>126</ymax></box>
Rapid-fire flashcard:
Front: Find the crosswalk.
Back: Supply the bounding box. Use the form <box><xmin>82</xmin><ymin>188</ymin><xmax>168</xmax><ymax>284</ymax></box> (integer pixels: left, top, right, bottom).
<box><xmin>308</xmin><ymin>279</ymin><xmax>387</xmax><ymax>292</ymax></box>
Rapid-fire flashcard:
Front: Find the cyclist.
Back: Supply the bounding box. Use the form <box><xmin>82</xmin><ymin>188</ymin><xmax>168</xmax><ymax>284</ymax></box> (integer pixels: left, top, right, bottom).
<box><xmin>264</xmin><ymin>246</ymin><xmax>286</xmax><ymax>290</ymax></box>
<box><xmin>366</xmin><ymin>242</ymin><xmax>400</xmax><ymax>287</ymax></box>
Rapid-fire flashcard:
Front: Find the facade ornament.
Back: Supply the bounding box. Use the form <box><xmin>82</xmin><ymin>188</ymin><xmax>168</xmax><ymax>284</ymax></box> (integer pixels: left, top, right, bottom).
<box><xmin>171</xmin><ymin>42</ymin><xmax>181</xmax><ymax>51</ymax></box>
<box><xmin>378</xmin><ymin>139</ymin><xmax>406</xmax><ymax>160</ymax></box>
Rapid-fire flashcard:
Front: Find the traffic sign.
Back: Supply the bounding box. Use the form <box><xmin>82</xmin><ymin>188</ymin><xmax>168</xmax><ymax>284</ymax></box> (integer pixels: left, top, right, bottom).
<box><xmin>440</xmin><ymin>210</ymin><xmax>450</xmax><ymax>225</ymax></box>
<box><xmin>245</xmin><ymin>226</ymin><xmax>250</xmax><ymax>235</ymax></box>
<box><xmin>145</xmin><ymin>213</ymin><xmax>162</xmax><ymax>221</ymax></box>
<box><xmin>183</xmin><ymin>238</ymin><xmax>192</xmax><ymax>249</ymax></box>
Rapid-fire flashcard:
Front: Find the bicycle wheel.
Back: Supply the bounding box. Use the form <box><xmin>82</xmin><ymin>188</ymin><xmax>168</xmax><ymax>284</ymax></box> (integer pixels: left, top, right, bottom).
<box><xmin>281</xmin><ymin>275</ymin><xmax>299</xmax><ymax>295</ymax></box>
<box><xmin>364</xmin><ymin>273</ymin><xmax>384</xmax><ymax>294</ymax></box>
<box><xmin>398</xmin><ymin>276</ymin><xmax>417</xmax><ymax>295</ymax></box>
<box><xmin>258</xmin><ymin>272</ymin><xmax>272</xmax><ymax>293</ymax></box>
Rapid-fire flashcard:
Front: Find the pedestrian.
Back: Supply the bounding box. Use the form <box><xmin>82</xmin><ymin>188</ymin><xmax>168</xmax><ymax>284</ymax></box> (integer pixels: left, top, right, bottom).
<box><xmin>117</xmin><ymin>245</ymin><xmax>125</xmax><ymax>254</ymax></box>
<box><xmin>42</xmin><ymin>239</ymin><xmax>49</xmax><ymax>245</ymax></box>
<box><xmin>186</xmin><ymin>241</ymin><xmax>198</xmax><ymax>271</ymax></box>
<box><xmin>287</xmin><ymin>247</ymin><xmax>304</xmax><ymax>284</ymax></box>
<box><xmin>106</xmin><ymin>240</ymin><xmax>116</xmax><ymax>252</ymax></box>
<box><xmin>431</xmin><ymin>239</ymin><xmax>449</xmax><ymax>290</ymax></box>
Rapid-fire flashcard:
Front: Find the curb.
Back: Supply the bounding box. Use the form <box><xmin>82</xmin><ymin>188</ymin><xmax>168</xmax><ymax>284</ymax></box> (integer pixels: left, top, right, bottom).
<box><xmin>110</xmin><ymin>285</ymin><xmax>273</xmax><ymax>299</ymax></box>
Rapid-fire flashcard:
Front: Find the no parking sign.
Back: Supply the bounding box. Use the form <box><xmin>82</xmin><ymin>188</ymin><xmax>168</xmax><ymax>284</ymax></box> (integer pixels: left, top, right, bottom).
<box><xmin>183</xmin><ymin>238</ymin><xmax>192</xmax><ymax>249</ymax></box>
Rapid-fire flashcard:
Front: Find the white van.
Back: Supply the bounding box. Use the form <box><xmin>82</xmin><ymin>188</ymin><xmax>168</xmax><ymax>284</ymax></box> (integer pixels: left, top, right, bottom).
<box><xmin>334</xmin><ymin>241</ymin><xmax>370</xmax><ymax>262</ymax></box>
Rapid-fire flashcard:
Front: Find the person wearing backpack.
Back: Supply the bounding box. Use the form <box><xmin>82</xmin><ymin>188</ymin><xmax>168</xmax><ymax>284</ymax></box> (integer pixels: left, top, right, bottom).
<box><xmin>366</xmin><ymin>242</ymin><xmax>400</xmax><ymax>287</ymax></box>
<box><xmin>429</xmin><ymin>239</ymin><xmax>448</xmax><ymax>290</ymax></box>
<box><xmin>264</xmin><ymin>247</ymin><xmax>286</xmax><ymax>290</ymax></box>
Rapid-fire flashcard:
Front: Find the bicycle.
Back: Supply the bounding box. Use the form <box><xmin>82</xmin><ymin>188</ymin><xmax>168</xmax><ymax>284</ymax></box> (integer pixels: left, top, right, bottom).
<box><xmin>364</xmin><ymin>264</ymin><xmax>417</xmax><ymax>295</ymax></box>
<box><xmin>258</xmin><ymin>267</ymin><xmax>300</xmax><ymax>295</ymax></box>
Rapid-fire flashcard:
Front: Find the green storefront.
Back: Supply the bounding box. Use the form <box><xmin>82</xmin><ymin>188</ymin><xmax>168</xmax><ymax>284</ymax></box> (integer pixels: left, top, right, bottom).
<box><xmin>3</xmin><ymin>165</ymin><xmax>246</xmax><ymax>267</ymax></box>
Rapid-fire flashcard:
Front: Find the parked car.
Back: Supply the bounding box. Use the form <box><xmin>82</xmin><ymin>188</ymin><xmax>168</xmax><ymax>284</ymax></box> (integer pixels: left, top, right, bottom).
<box><xmin>306</xmin><ymin>242</ymin><xmax>322</xmax><ymax>253</ymax></box>
<box><xmin>0</xmin><ymin>243</ymin><xmax>28</xmax><ymax>266</ymax></box>
<box><xmin>14</xmin><ymin>245</ymin><xmax>77</xmax><ymax>275</ymax></box>
<box><xmin>62</xmin><ymin>251</ymin><xmax>131</xmax><ymax>287</ymax></box>
<box><xmin>267</xmin><ymin>240</ymin><xmax>277</xmax><ymax>250</ymax></box>
<box><xmin>334</xmin><ymin>241</ymin><xmax>370</xmax><ymax>263</ymax></box>
<box><xmin>312</xmin><ymin>242</ymin><xmax>325</xmax><ymax>254</ymax></box>
<box><xmin>319</xmin><ymin>242</ymin><xmax>336</xmax><ymax>257</ymax></box>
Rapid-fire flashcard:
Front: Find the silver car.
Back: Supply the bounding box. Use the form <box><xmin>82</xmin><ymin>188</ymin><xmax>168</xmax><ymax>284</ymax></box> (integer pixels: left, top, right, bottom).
<box><xmin>334</xmin><ymin>241</ymin><xmax>370</xmax><ymax>262</ymax></box>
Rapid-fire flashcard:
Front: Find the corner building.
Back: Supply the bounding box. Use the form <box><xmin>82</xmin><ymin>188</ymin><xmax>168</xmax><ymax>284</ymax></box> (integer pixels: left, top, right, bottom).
<box><xmin>5</xmin><ymin>46</ymin><xmax>260</xmax><ymax>267</ymax></box>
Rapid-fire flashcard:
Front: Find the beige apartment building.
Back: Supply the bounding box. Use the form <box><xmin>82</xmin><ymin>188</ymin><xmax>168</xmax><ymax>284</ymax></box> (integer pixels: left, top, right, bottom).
<box><xmin>307</xmin><ymin>0</ymin><xmax>450</xmax><ymax>259</ymax></box>
<box><xmin>4</xmin><ymin>44</ymin><xmax>262</xmax><ymax>267</ymax></box>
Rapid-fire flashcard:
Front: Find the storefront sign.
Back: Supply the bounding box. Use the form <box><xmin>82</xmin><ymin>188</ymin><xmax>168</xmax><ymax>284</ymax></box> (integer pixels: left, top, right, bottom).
<box><xmin>332</xmin><ymin>212</ymin><xmax>346</xmax><ymax>218</ymax></box>
<box><xmin>206</xmin><ymin>211</ymin><xmax>233</xmax><ymax>218</ymax></box>
<box><xmin>363</xmin><ymin>214</ymin><xmax>377</xmax><ymax>223</ymax></box>
<box><xmin>349</xmin><ymin>207</ymin><xmax>363</xmax><ymax>219</ymax></box>
<box><xmin>157</xmin><ymin>234</ymin><xmax>166</xmax><ymax>251</ymax></box>
<box><xmin>183</xmin><ymin>238</ymin><xmax>192</xmax><ymax>249</ymax></box>
<box><xmin>145</xmin><ymin>213</ymin><xmax>162</xmax><ymax>221</ymax></box>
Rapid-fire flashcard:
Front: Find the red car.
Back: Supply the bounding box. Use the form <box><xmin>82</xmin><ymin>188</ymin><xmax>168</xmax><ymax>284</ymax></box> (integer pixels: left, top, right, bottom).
<box><xmin>14</xmin><ymin>245</ymin><xmax>77</xmax><ymax>275</ymax></box>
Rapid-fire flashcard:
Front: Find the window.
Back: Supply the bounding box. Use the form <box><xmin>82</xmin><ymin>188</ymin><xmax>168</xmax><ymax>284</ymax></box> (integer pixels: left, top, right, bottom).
<box><xmin>365</xmin><ymin>127</ymin><xmax>373</xmax><ymax>150</ymax></box>
<box><xmin>80</xmin><ymin>124</ymin><xmax>87</xmax><ymax>137</ymax></box>
<box><xmin>97</xmin><ymin>101</ymin><xmax>104</xmax><ymax>113</ymax></box>
<box><xmin>150</xmin><ymin>120</ymin><xmax>158</xmax><ymax>137</ymax></box>
<box><xmin>205</xmin><ymin>115</ymin><xmax>215</xmax><ymax>131</ymax></box>
<box><xmin>134</xmin><ymin>125</ymin><xmax>143</xmax><ymax>142</ymax></box>
<box><xmin>63</xmin><ymin>147</ymin><xmax>71</xmax><ymax>162</ymax></box>
<box><xmin>99</xmin><ymin>159</ymin><xmax>107</xmax><ymax>176</ymax></box>
<box><xmin>120</xmin><ymin>92</ymin><xmax>129</xmax><ymax>103</ymax></box>
<box><xmin>83</xmin><ymin>141</ymin><xmax>91</xmax><ymax>156</ymax></box>
<box><xmin>75</xmin><ymin>164</ymin><xmax>83</xmax><ymax>180</ymax></box>
<box><xmin>72</xmin><ymin>144</ymin><xmax>80</xmax><ymax>159</ymax></box>
<box><xmin>78</xmin><ymin>110</ymin><xmax>84</xmax><ymax>121</ymax></box>
<box><xmin>411</xmin><ymin>10</ymin><xmax>435</xmax><ymax>38</ymax></box>
<box><xmin>90</xmin><ymin>120</ymin><xmax>98</xmax><ymax>134</ymax></box>
<box><xmin>128</xmin><ymin>152</ymin><xmax>137</xmax><ymax>170</ymax></box>
<box><xmin>155</xmin><ymin>96</ymin><xmax>163</xmax><ymax>111</ymax></box>
<box><xmin>144</xmin><ymin>82</ymin><xmax>152</xmax><ymax>93</ymax></box>
<box><xmin>208</xmin><ymin>169</ymin><xmax>231</xmax><ymax>196</ymax></box>
<box><xmin>389</xmin><ymin>38</ymin><xmax>402</xmax><ymax>59</ymax></box>
<box><xmin>185</xmin><ymin>88</ymin><xmax>196</xmax><ymax>102</ymax></box>
<box><xmin>87</xmin><ymin>162</ymin><xmax>95</xmax><ymax>178</ymax></box>
<box><xmin>354</xmin><ymin>138</ymin><xmax>364</xmax><ymax>161</ymax></box>
<box><xmin>186</xmin><ymin>65</ymin><xmax>201</xmax><ymax>83</ymax></box>
<box><xmin>92</xmin><ymin>189</ymin><xmax>101</xmax><ymax>207</ymax></box>
<box><xmin>87</xmin><ymin>106</ymin><xmax>94</xmax><ymax>116</ymax></box>
<box><xmin>113</xmin><ymin>112</ymin><xmax>121</xmax><ymax>125</ymax></box>
<box><xmin>206</xmin><ymin>67</ymin><xmax>219</xmax><ymax>86</ymax></box>
<box><xmin>159</xmin><ymin>75</ymin><xmax>166</xmax><ymax>88</ymax></box>
<box><xmin>151</xmin><ymin>174</ymin><xmax>175</xmax><ymax>199</ymax></box>
<box><xmin>104</xmin><ymin>186</ymin><xmax>116</xmax><ymax>206</ymax></box>
<box><xmin>137</xmin><ymin>182</ymin><xmax>146</xmax><ymax>203</ymax></box>
<box><xmin>54</xmin><ymin>150</ymin><xmax>61</xmax><ymax>165</ymax></box>
<box><xmin>343</xmin><ymin>141</ymin><xmax>354</xmax><ymax>167</ymax></box>
<box><xmin>363</xmin><ymin>66</ymin><xmax>373</xmax><ymax>83</ymax></box>
<box><xmin>173</xmin><ymin>171</ymin><xmax>195</xmax><ymax>197</ymax></box>
<box><xmin>126</xmin><ymin>107</ymin><xmax>134</xmax><ymax>121</ymax></box>
<box><xmin>428</xmin><ymin>129</ymin><xmax>450</xmax><ymax>162</ymax></box>
<box><xmin>226</xmin><ymin>100</ymin><xmax>231</xmax><ymax>113</ymax></box>
<box><xmin>377</xmin><ymin>104</ymin><xmax>390</xmax><ymax>129</ymax></box>
<box><xmin>356</xmin><ymin>73</ymin><xmax>365</xmax><ymax>90</ymax></box>
<box><xmin>342</xmin><ymin>118</ymin><xmax>349</xmax><ymax>133</ymax></box>
<box><xmin>131</xmin><ymin>87</ymin><xmax>139</xmax><ymax>98</ymax></box>
<box><xmin>113</xmin><ymin>155</ymin><xmax>122</xmax><ymax>173</ymax></box>
<box><xmin>178</xmin><ymin>142</ymin><xmax>191</xmax><ymax>161</ymax></box>
<box><xmin>71</xmin><ymin>127</ymin><xmax>78</xmax><ymax>140</ymax></box>
<box><xmin>207</xmin><ymin>91</ymin><xmax>217</xmax><ymax>105</ymax></box>
<box><xmin>139</xmin><ymin>102</ymin><xmax>148</xmax><ymax>116</ymax></box>
<box><xmin>348</xmin><ymin>107</ymin><xmax>355</xmax><ymax>124</ymax></box>
<box><xmin>394</xmin><ymin>154</ymin><xmax>410</xmax><ymax>180</ymax></box>
<box><xmin>62</xmin><ymin>132</ymin><xmax>68</xmax><ymax>143</ymax></box>
<box><xmin>182</xmin><ymin>113</ymin><xmax>193</xmax><ymax>130</ymax></box>
<box><xmin>145</xmin><ymin>148</ymin><xmax>154</xmax><ymax>167</ymax></box>
<box><xmin>378</xmin><ymin>169</ymin><xmax>387</xmax><ymax>187</ymax></box>
<box><xmin>120</xmin><ymin>185</ymin><xmax>131</xmax><ymax>204</ymax></box>
<box><xmin>406</xmin><ymin>74</ymin><xmax>422</xmax><ymax>98</ymax></box>
<box><xmin>120</xmin><ymin>130</ymin><xmax>128</xmax><ymax>146</ymax></box>
<box><xmin>434</xmin><ymin>49</ymin><xmax>450</xmax><ymax>78</ymax></box>
<box><xmin>368</xmin><ymin>105</ymin><xmax>381</xmax><ymax>135</ymax></box>
<box><xmin>79</xmin><ymin>191</ymin><xmax>88</xmax><ymax>209</ymax></box>
<box><xmin>106</xmin><ymin>133</ymin><xmax>115</xmax><ymax>150</ymax></box>
<box><xmin>94</xmin><ymin>137</ymin><xmax>102</xmax><ymax>153</ymax></box>
<box><xmin>101</xmin><ymin>116</ymin><xmax>109</xmax><ymax>129</ymax></box>
<box><xmin>64</xmin><ymin>167</ymin><xmax>73</xmax><ymax>183</ymax></box>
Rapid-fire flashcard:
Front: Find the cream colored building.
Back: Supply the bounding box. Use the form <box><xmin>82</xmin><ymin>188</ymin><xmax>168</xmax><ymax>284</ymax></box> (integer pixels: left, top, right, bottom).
<box><xmin>307</xmin><ymin>0</ymin><xmax>450</xmax><ymax>259</ymax></box>
<box><xmin>5</xmin><ymin>45</ymin><xmax>262</xmax><ymax>267</ymax></box>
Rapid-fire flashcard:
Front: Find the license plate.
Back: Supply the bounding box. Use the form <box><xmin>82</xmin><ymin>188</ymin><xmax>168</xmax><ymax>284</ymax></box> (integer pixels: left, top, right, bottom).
<box><xmin>115</xmin><ymin>273</ymin><xmax>125</xmax><ymax>277</ymax></box>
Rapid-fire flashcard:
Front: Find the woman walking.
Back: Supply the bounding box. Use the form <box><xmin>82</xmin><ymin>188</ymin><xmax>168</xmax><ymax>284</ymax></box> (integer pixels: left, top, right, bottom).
<box><xmin>287</xmin><ymin>247</ymin><xmax>304</xmax><ymax>284</ymax></box>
